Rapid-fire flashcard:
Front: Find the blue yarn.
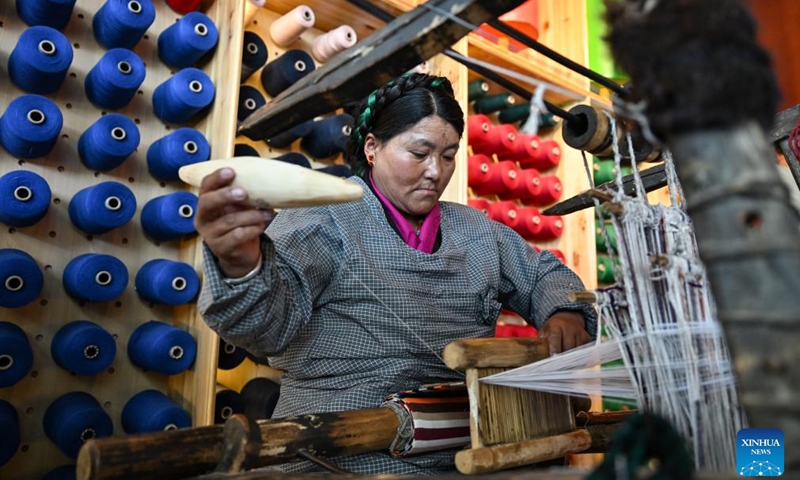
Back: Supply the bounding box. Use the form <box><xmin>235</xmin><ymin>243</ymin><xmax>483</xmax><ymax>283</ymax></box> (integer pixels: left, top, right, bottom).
<box><xmin>78</xmin><ymin>114</ymin><xmax>140</xmax><ymax>171</ymax></box>
<box><xmin>233</xmin><ymin>143</ymin><xmax>260</xmax><ymax>157</ymax></box>
<box><xmin>93</xmin><ymin>0</ymin><xmax>156</xmax><ymax>50</ymax></box>
<box><xmin>237</xmin><ymin>85</ymin><xmax>266</xmax><ymax>122</ymax></box>
<box><xmin>62</xmin><ymin>253</ymin><xmax>128</xmax><ymax>303</ymax></box>
<box><xmin>0</xmin><ymin>322</ymin><xmax>33</xmax><ymax>389</ymax></box>
<box><xmin>121</xmin><ymin>390</ymin><xmax>191</xmax><ymax>434</ymax></box>
<box><xmin>127</xmin><ymin>320</ymin><xmax>197</xmax><ymax>375</ymax></box>
<box><xmin>317</xmin><ymin>164</ymin><xmax>352</xmax><ymax>178</ymax></box>
<box><xmin>241</xmin><ymin>31</ymin><xmax>268</xmax><ymax>82</ymax></box>
<box><xmin>158</xmin><ymin>12</ymin><xmax>219</xmax><ymax>69</ymax></box>
<box><xmin>16</xmin><ymin>0</ymin><xmax>77</xmax><ymax>30</ymax></box>
<box><xmin>214</xmin><ymin>388</ymin><xmax>244</xmax><ymax>424</ymax></box>
<box><xmin>135</xmin><ymin>259</ymin><xmax>199</xmax><ymax>305</ymax></box>
<box><xmin>265</xmin><ymin>120</ymin><xmax>313</xmax><ymax>149</ymax></box>
<box><xmin>0</xmin><ymin>94</ymin><xmax>63</xmax><ymax>159</ymax></box>
<box><xmin>0</xmin><ymin>170</ymin><xmax>51</xmax><ymax>227</ymax></box>
<box><xmin>0</xmin><ymin>399</ymin><xmax>20</xmax><ymax>467</ymax></box>
<box><xmin>68</xmin><ymin>181</ymin><xmax>137</xmax><ymax>235</ymax></box>
<box><xmin>85</xmin><ymin>48</ymin><xmax>146</xmax><ymax>110</ymax></box>
<box><xmin>140</xmin><ymin>191</ymin><xmax>198</xmax><ymax>242</ymax></box>
<box><xmin>260</xmin><ymin>49</ymin><xmax>315</xmax><ymax>97</ymax></box>
<box><xmin>147</xmin><ymin>128</ymin><xmax>210</xmax><ymax>181</ymax></box>
<box><xmin>43</xmin><ymin>392</ymin><xmax>113</xmax><ymax>459</ymax></box>
<box><xmin>8</xmin><ymin>26</ymin><xmax>73</xmax><ymax>94</ymax></box>
<box><xmin>152</xmin><ymin>67</ymin><xmax>216</xmax><ymax>124</ymax></box>
<box><xmin>0</xmin><ymin>249</ymin><xmax>44</xmax><ymax>309</ymax></box>
<box><xmin>275</xmin><ymin>152</ymin><xmax>311</xmax><ymax>169</ymax></box>
<box><xmin>51</xmin><ymin>320</ymin><xmax>117</xmax><ymax>376</ymax></box>
<box><xmin>300</xmin><ymin>114</ymin><xmax>354</xmax><ymax>159</ymax></box>
<box><xmin>42</xmin><ymin>465</ymin><xmax>77</xmax><ymax>480</ymax></box>
<box><xmin>217</xmin><ymin>338</ymin><xmax>247</xmax><ymax>370</ymax></box>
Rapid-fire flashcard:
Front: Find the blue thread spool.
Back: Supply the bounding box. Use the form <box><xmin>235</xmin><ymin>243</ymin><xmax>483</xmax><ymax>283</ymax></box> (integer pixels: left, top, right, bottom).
<box><xmin>233</xmin><ymin>143</ymin><xmax>260</xmax><ymax>157</ymax></box>
<box><xmin>147</xmin><ymin>128</ymin><xmax>210</xmax><ymax>181</ymax></box>
<box><xmin>317</xmin><ymin>164</ymin><xmax>352</xmax><ymax>178</ymax></box>
<box><xmin>16</xmin><ymin>0</ymin><xmax>77</xmax><ymax>30</ymax></box>
<box><xmin>260</xmin><ymin>49</ymin><xmax>315</xmax><ymax>97</ymax></box>
<box><xmin>0</xmin><ymin>322</ymin><xmax>34</xmax><ymax>388</ymax></box>
<box><xmin>266</xmin><ymin>120</ymin><xmax>313</xmax><ymax>149</ymax></box>
<box><xmin>153</xmin><ymin>68</ymin><xmax>216</xmax><ymax>124</ymax></box>
<box><xmin>141</xmin><ymin>191</ymin><xmax>197</xmax><ymax>242</ymax></box>
<box><xmin>135</xmin><ymin>259</ymin><xmax>199</xmax><ymax>305</ymax></box>
<box><xmin>122</xmin><ymin>390</ymin><xmax>191</xmax><ymax>434</ymax></box>
<box><xmin>0</xmin><ymin>249</ymin><xmax>43</xmax><ymax>309</ymax></box>
<box><xmin>274</xmin><ymin>152</ymin><xmax>311</xmax><ymax>169</ymax></box>
<box><xmin>241</xmin><ymin>31</ymin><xmax>268</xmax><ymax>83</ymax></box>
<box><xmin>0</xmin><ymin>170</ymin><xmax>51</xmax><ymax>227</ymax></box>
<box><xmin>63</xmin><ymin>254</ymin><xmax>129</xmax><ymax>303</ymax></box>
<box><xmin>8</xmin><ymin>26</ymin><xmax>73</xmax><ymax>94</ymax></box>
<box><xmin>43</xmin><ymin>392</ymin><xmax>113</xmax><ymax>459</ymax></box>
<box><xmin>128</xmin><ymin>321</ymin><xmax>196</xmax><ymax>375</ymax></box>
<box><xmin>0</xmin><ymin>399</ymin><xmax>20</xmax><ymax>466</ymax></box>
<box><xmin>85</xmin><ymin>48</ymin><xmax>146</xmax><ymax>110</ymax></box>
<box><xmin>215</xmin><ymin>388</ymin><xmax>244</xmax><ymax>424</ymax></box>
<box><xmin>78</xmin><ymin>114</ymin><xmax>140</xmax><ymax>171</ymax></box>
<box><xmin>218</xmin><ymin>338</ymin><xmax>247</xmax><ymax>370</ymax></box>
<box><xmin>158</xmin><ymin>12</ymin><xmax>219</xmax><ymax>69</ymax></box>
<box><xmin>43</xmin><ymin>465</ymin><xmax>77</xmax><ymax>480</ymax></box>
<box><xmin>51</xmin><ymin>320</ymin><xmax>117</xmax><ymax>376</ymax></box>
<box><xmin>68</xmin><ymin>182</ymin><xmax>136</xmax><ymax>235</ymax></box>
<box><xmin>301</xmin><ymin>114</ymin><xmax>353</xmax><ymax>159</ymax></box>
<box><xmin>93</xmin><ymin>0</ymin><xmax>156</xmax><ymax>50</ymax></box>
<box><xmin>0</xmin><ymin>95</ymin><xmax>63</xmax><ymax>159</ymax></box>
<box><xmin>237</xmin><ymin>85</ymin><xmax>266</xmax><ymax>122</ymax></box>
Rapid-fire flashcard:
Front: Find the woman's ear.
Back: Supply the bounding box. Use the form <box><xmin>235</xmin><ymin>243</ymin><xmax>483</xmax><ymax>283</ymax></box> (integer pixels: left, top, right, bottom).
<box><xmin>363</xmin><ymin>133</ymin><xmax>378</xmax><ymax>157</ymax></box>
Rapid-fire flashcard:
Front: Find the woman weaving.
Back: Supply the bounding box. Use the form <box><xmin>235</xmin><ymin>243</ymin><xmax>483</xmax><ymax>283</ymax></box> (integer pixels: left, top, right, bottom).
<box><xmin>195</xmin><ymin>73</ymin><xmax>596</xmax><ymax>474</ymax></box>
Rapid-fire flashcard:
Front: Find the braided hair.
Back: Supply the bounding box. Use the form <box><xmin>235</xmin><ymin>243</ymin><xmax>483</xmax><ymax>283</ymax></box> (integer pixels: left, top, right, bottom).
<box><xmin>346</xmin><ymin>73</ymin><xmax>464</xmax><ymax>178</ymax></box>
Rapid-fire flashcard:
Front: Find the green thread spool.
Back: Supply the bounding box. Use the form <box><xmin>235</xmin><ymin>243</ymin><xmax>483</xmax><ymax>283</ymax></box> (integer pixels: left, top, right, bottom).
<box><xmin>468</xmin><ymin>79</ymin><xmax>490</xmax><ymax>102</ymax></box>
<box><xmin>597</xmin><ymin>254</ymin><xmax>617</xmax><ymax>284</ymax></box>
<box><xmin>596</xmin><ymin>206</ymin><xmax>611</xmax><ymax>219</ymax></box>
<box><xmin>593</xmin><ymin>159</ymin><xmax>617</xmax><ymax>185</ymax></box>
<box><xmin>497</xmin><ymin>103</ymin><xmax>530</xmax><ymax>124</ymax></box>
<box><xmin>539</xmin><ymin>112</ymin><xmax>557</xmax><ymax>129</ymax></box>
<box><xmin>473</xmin><ymin>93</ymin><xmax>515</xmax><ymax>114</ymax></box>
<box><xmin>596</xmin><ymin>220</ymin><xmax>618</xmax><ymax>253</ymax></box>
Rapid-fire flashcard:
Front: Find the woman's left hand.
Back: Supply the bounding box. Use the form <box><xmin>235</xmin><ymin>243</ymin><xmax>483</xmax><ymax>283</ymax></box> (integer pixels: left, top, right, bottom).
<box><xmin>538</xmin><ymin>311</ymin><xmax>592</xmax><ymax>356</ymax></box>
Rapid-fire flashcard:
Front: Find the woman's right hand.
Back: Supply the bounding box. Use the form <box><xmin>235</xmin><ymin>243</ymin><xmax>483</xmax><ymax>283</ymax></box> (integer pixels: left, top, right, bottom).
<box><xmin>194</xmin><ymin>167</ymin><xmax>275</xmax><ymax>278</ymax></box>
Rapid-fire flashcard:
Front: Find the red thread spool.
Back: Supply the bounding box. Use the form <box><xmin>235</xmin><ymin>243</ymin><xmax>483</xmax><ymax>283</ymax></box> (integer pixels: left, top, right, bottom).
<box><xmin>487</xmin><ymin>200</ymin><xmax>519</xmax><ymax>229</ymax></box>
<box><xmin>467</xmin><ymin>114</ymin><xmax>493</xmax><ymax>148</ymax></box>
<box><xmin>524</xmin><ymin>174</ymin><xmax>562</xmax><ymax>205</ymax></box>
<box><xmin>166</xmin><ymin>0</ymin><xmax>201</xmax><ymax>14</ymax></box>
<box><xmin>471</xmin><ymin>160</ymin><xmax>519</xmax><ymax>196</ymax></box>
<box><xmin>467</xmin><ymin>198</ymin><xmax>491</xmax><ymax>216</ymax></box>
<box><xmin>546</xmin><ymin>248</ymin><xmax>566</xmax><ymax>264</ymax></box>
<box><xmin>467</xmin><ymin>154</ymin><xmax>493</xmax><ymax>193</ymax></box>
<box><xmin>513</xmin><ymin>135</ymin><xmax>561</xmax><ymax>170</ymax></box>
<box><xmin>498</xmin><ymin>167</ymin><xmax>541</xmax><ymax>203</ymax></box>
<box><xmin>514</xmin><ymin>208</ymin><xmax>563</xmax><ymax>241</ymax></box>
<box><xmin>472</xmin><ymin>124</ymin><xmax>516</xmax><ymax>157</ymax></box>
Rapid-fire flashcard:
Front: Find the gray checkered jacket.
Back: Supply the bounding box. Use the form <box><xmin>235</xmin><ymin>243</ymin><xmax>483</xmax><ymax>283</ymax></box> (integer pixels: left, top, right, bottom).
<box><xmin>198</xmin><ymin>176</ymin><xmax>596</xmax><ymax>474</ymax></box>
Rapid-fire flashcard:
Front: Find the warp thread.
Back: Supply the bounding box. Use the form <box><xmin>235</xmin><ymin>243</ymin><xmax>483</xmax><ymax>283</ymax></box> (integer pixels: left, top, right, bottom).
<box><xmin>68</xmin><ymin>181</ymin><xmax>137</xmax><ymax>234</ymax></box>
<box><xmin>0</xmin><ymin>170</ymin><xmax>51</xmax><ymax>227</ymax></box>
<box><xmin>0</xmin><ymin>94</ymin><xmax>63</xmax><ymax>159</ymax></box>
<box><xmin>43</xmin><ymin>391</ymin><xmax>114</xmax><ymax>458</ymax></box>
<box><xmin>0</xmin><ymin>249</ymin><xmax>44</xmax><ymax>309</ymax></box>
<box><xmin>51</xmin><ymin>320</ymin><xmax>117</xmax><ymax>376</ymax></box>
<box><xmin>62</xmin><ymin>253</ymin><xmax>129</xmax><ymax>303</ymax></box>
<box><xmin>147</xmin><ymin>128</ymin><xmax>210</xmax><ymax>181</ymax></box>
<box><xmin>141</xmin><ymin>191</ymin><xmax>198</xmax><ymax>242</ymax></box>
<box><xmin>127</xmin><ymin>320</ymin><xmax>197</xmax><ymax>375</ymax></box>
<box><xmin>78</xmin><ymin>114</ymin><xmax>140</xmax><ymax>171</ymax></box>
<box><xmin>121</xmin><ymin>390</ymin><xmax>192</xmax><ymax>434</ymax></box>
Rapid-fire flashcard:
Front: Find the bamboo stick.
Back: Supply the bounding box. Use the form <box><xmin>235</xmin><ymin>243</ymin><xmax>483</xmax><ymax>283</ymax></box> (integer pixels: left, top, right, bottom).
<box><xmin>443</xmin><ymin>338</ymin><xmax>550</xmax><ymax>370</ymax></box>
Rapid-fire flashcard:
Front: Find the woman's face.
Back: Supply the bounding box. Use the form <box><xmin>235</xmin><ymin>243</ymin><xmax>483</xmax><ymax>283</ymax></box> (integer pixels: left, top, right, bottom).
<box><xmin>366</xmin><ymin>115</ymin><xmax>460</xmax><ymax>222</ymax></box>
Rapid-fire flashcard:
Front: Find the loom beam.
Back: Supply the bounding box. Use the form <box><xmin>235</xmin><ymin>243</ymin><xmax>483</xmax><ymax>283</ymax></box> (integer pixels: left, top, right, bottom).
<box><xmin>237</xmin><ymin>0</ymin><xmax>527</xmax><ymax>140</ymax></box>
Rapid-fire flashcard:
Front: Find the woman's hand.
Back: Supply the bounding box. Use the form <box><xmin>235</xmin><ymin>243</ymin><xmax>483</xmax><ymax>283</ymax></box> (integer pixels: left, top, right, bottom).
<box><xmin>194</xmin><ymin>168</ymin><xmax>275</xmax><ymax>278</ymax></box>
<box><xmin>538</xmin><ymin>310</ymin><xmax>592</xmax><ymax>356</ymax></box>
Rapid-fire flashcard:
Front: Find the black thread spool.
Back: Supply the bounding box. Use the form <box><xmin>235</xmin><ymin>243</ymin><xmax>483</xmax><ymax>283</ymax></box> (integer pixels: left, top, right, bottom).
<box><xmin>241</xmin><ymin>31</ymin><xmax>268</xmax><ymax>83</ymax></box>
<box><xmin>217</xmin><ymin>338</ymin><xmax>246</xmax><ymax>370</ymax></box>
<box><xmin>237</xmin><ymin>85</ymin><xmax>266</xmax><ymax>122</ymax></box>
<box><xmin>274</xmin><ymin>152</ymin><xmax>311</xmax><ymax>168</ymax></box>
<box><xmin>214</xmin><ymin>387</ymin><xmax>244</xmax><ymax>424</ymax></box>
<box><xmin>260</xmin><ymin>49</ymin><xmax>315</xmax><ymax>97</ymax></box>
<box><xmin>300</xmin><ymin>114</ymin><xmax>353</xmax><ymax>159</ymax></box>
<box><xmin>240</xmin><ymin>377</ymin><xmax>280</xmax><ymax>420</ymax></box>
<box><xmin>317</xmin><ymin>164</ymin><xmax>352</xmax><ymax>178</ymax></box>
<box><xmin>265</xmin><ymin>119</ymin><xmax>313</xmax><ymax>149</ymax></box>
<box><xmin>233</xmin><ymin>143</ymin><xmax>260</xmax><ymax>157</ymax></box>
